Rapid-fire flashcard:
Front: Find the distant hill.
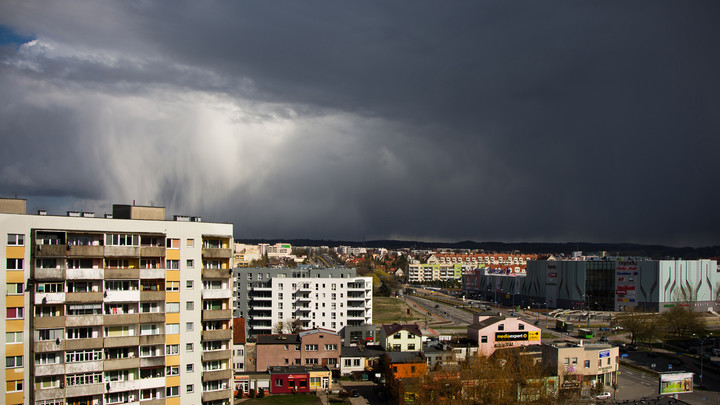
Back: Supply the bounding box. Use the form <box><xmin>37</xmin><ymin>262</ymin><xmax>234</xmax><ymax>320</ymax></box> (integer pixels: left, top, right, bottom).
<box><xmin>235</xmin><ymin>239</ymin><xmax>720</xmax><ymax>260</ymax></box>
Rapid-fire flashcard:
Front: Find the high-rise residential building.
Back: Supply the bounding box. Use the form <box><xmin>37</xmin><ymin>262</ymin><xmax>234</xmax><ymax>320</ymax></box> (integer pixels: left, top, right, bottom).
<box><xmin>0</xmin><ymin>199</ymin><xmax>234</xmax><ymax>405</ymax></box>
<box><xmin>232</xmin><ymin>267</ymin><xmax>372</xmax><ymax>338</ymax></box>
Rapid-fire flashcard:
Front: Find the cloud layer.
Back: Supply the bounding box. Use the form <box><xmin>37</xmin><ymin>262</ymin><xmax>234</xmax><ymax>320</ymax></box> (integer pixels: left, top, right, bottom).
<box><xmin>1</xmin><ymin>1</ymin><xmax>719</xmax><ymax>246</ymax></box>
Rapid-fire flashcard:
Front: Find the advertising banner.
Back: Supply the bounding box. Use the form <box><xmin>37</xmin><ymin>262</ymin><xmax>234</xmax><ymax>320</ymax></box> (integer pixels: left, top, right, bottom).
<box><xmin>659</xmin><ymin>372</ymin><xmax>693</xmax><ymax>395</ymax></box>
<box><xmin>495</xmin><ymin>331</ymin><xmax>540</xmax><ymax>341</ymax></box>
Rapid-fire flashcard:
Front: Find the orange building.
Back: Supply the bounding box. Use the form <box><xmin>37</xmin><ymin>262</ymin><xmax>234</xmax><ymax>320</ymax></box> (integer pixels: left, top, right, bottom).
<box><xmin>385</xmin><ymin>352</ymin><xmax>427</xmax><ymax>380</ymax></box>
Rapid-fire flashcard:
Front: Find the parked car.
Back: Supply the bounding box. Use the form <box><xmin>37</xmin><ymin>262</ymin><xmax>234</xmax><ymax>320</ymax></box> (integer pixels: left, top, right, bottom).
<box><xmin>352</xmin><ymin>390</ymin><xmax>360</xmax><ymax>398</ymax></box>
<box><xmin>599</xmin><ymin>327</ymin><xmax>610</xmax><ymax>331</ymax></box>
<box><xmin>596</xmin><ymin>392</ymin><xmax>611</xmax><ymax>400</ymax></box>
<box><xmin>599</xmin><ymin>336</ymin><xmax>609</xmax><ymax>342</ymax></box>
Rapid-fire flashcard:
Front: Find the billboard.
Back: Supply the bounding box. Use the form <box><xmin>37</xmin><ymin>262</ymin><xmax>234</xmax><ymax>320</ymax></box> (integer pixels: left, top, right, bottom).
<box><xmin>659</xmin><ymin>372</ymin><xmax>693</xmax><ymax>395</ymax></box>
<box><xmin>495</xmin><ymin>331</ymin><xmax>540</xmax><ymax>341</ymax></box>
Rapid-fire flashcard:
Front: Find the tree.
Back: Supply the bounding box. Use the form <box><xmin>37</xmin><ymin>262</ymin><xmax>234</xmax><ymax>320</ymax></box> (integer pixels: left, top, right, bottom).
<box><xmin>283</xmin><ymin>318</ymin><xmax>303</xmax><ymax>334</ymax></box>
<box><xmin>272</xmin><ymin>322</ymin><xmax>285</xmax><ymax>334</ymax></box>
<box><xmin>661</xmin><ymin>305</ymin><xmax>707</xmax><ymax>338</ymax></box>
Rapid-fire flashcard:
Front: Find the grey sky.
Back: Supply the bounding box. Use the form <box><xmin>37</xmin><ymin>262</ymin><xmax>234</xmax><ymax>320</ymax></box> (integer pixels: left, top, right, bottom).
<box><xmin>1</xmin><ymin>1</ymin><xmax>718</xmax><ymax>246</ymax></box>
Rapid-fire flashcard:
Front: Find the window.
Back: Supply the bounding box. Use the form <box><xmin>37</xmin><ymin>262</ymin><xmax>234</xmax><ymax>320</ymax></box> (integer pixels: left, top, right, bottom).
<box><xmin>324</xmin><ymin>344</ymin><xmax>337</xmax><ymax>351</ymax></box>
<box><xmin>7</xmin><ymin>379</ymin><xmax>23</xmax><ymax>392</ymax></box>
<box><xmin>584</xmin><ymin>360</ymin><xmax>590</xmax><ymax>368</ymax></box>
<box><xmin>187</xmin><ymin>239</ymin><xmax>194</xmax><ymax>247</ymax></box>
<box><xmin>305</xmin><ymin>358</ymin><xmax>318</xmax><ymax>365</ymax></box>
<box><xmin>519</xmin><ymin>324</ymin><xmax>525</xmax><ymax>330</ymax></box>
<box><xmin>36</xmin><ymin>328</ymin><xmax>63</xmax><ymax>341</ymax></box>
<box><xmin>7</xmin><ymin>307</ymin><xmax>23</xmax><ymax>319</ymax></box>
<box><xmin>186</xmin><ymin>343</ymin><xmax>194</xmax><ymax>352</ymax></box>
<box><xmin>6</xmin><ymin>355</ymin><xmax>23</xmax><ymax>368</ymax></box>
<box><xmin>35</xmin><ymin>352</ymin><xmax>61</xmax><ymax>365</ymax></box>
<box><xmin>140</xmin><ymin>324</ymin><xmax>161</xmax><ymax>336</ymax></box>
<box><xmin>67</xmin><ymin>327</ymin><xmax>94</xmax><ymax>339</ymax></box>
<box><xmin>186</xmin><ymin>364</ymin><xmax>194</xmax><ymax>372</ymax></box>
<box><xmin>68</xmin><ymin>303</ymin><xmax>102</xmax><ymax>315</ymax></box>
<box><xmin>166</xmin><ymin>366</ymin><xmax>179</xmax><ymax>376</ymax></box>
<box><xmin>186</xmin><ymin>301</ymin><xmax>194</xmax><ymax>311</ymax></box>
<box><xmin>498</xmin><ymin>324</ymin><xmax>504</xmax><ymax>331</ymax></box>
<box><xmin>7</xmin><ymin>283</ymin><xmax>23</xmax><ymax>295</ymax></box>
<box><xmin>186</xmin><ymin>259</ymin><xmax>194</xmax><ymax>268</ymax></box>
<box><xmin>166</xmin><ymin>323</ymin><xmax>180</xmax><ymax>334</ymax></box>
<box><xmin>572</xmin><ymin>357</ymin><xmax>578</xmax><ymax>365</ymax></box>
<box><xmin>204</xmin><ymin>259</ymin><xmax>224</xmax><ymax>269</ymax></box>
<box><xmin>481</xmin><ymin>336</ymin><xmax>488</xmax><ymax>343</ymax></box>
<box><xmin>186</xmin><ymin>322</ymin><xmax>194</xmax><ymax>331</ymax></box>
<box><xmin>408</xmin><ymin>344</ymin><xmax>416</xmax><ymax>350</ymax></box>
<box><xmin>166</xmin><ymin>344</ymin><xmax>179</xmax><ymax>355</ymax></box>
<box><xmin>166</xmin><ymin>260</ymin><xmax>180</xmax><ymax>269</ymax></box>
<box><xmin>35</xmin><ymin>376</ymin><xmax>60</xmax><ymax>390</ymax></box>
<box><xmin>167</xmin><ymin>281</ymin><xmax>179</xmax><ymax>291</ymax></box>
<box><xmin>275</xmin><ymin>379</ymin><xmax>284</xmax><ymax>387</ymax></box>
<box><xmin>6</xmin><ymin>331</ymin><xmax>23</xmax><ymax>344</ymax></box>
<box><xmin>305</xmin><ymin>344</ymin><xmax>318</xmax><ymax>351</ymax></box>
<box><xmin>394</xmin><ymin>333</ymin><xmax>401</xmax><ymax>339</ymax></box>
<box><xmin>6</xmin><ymin>258</ymin><xmax>23</xmax><ymax>270</ymax></box>
<box><xmin>166</xmin><ymin>386</ymin><xmax>179</xmax><ymax>397</ymax></box>
<box><xmin>166</xmin><ymin>238</ymin><xmax>180</xmax><ymax>249</ymax></box>
<box><xmin>7</xmin><ymin>233</ymin><xmax>24</xmax><ymax>245</ymax></box>
<box><xmin>35</xmin><ymin>305</ymin><xmax>59</xmax><ymax>317</ymax></box>
<box><xmin>598</xmin><ymin>359</ymin><xmax>602</xmax><ymax>367</ymax></box>
<box><xmin>186</xmin><ymin>280</ymin><xmax>194</xmax><ymax>289</ymax></box>
<box><xmin>564</xmin><ymin>358</ymin><xmax>570</xmax><ymax>365</ymax></box>
<box><xmin>66</xmin><ymin>372</ymin><xmax>102</xmax><ymax>386</ymax></box>
<box><xmin>66</xmin><ymin>349</ymin><xmax>102</xmax><ymax>363</ymax></box>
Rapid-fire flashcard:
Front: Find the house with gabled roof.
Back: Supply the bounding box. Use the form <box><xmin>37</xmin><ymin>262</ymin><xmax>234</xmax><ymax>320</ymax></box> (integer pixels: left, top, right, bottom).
<box><xmin>467</xmin><ymin>312</ymin><xmax>541</xmax><ymax>356</ymax></box>
<box><xmin>378</xmin><ymin>323</ymin><xmax>423</xmax><ymax>352</ymax></box>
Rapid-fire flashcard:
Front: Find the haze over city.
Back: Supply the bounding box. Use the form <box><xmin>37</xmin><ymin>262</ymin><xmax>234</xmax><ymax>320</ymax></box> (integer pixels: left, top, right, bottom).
<box><xmin>1</xmin><ymin>1</ymin><xmax>718</xmax><ymax>246</ymax></box>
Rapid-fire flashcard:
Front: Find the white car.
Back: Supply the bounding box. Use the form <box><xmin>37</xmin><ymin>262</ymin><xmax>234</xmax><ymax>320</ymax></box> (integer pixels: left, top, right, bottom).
<box><xmin>596</xmin><ymin>392</ymin><xmax>611</xmax><ymax>400</ymax></box>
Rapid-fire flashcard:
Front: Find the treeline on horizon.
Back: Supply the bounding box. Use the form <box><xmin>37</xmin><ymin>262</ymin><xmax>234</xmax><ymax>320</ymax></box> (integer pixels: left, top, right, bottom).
<box><xmin>235</xmin><ymin>239</ymin><xmax>720</xmax><ymax>260</ymax></box>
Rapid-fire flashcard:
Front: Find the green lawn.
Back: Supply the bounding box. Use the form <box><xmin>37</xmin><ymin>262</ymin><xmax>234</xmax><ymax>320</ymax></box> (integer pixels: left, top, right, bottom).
<box><xmin>240</xmin><ymin>394</ymin><xmax>322</xmax><ymax>404</ymax></box>
<box><xmin>373</xmin><ymin>296</ymin><xmax>426</xmax><ymax>324</ymax></box>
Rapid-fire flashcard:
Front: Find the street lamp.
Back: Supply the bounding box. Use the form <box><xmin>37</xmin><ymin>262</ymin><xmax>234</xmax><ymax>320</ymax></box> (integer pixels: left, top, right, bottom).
<box><xmin>694</xmin><ymin>334</ymin><xmax>711</xmax><ymax>386</ymax></box>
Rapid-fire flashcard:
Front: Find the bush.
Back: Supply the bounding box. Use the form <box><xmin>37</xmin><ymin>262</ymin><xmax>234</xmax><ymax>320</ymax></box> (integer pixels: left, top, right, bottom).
<box><xmin>249</xmin><ymin>389</ymin><xmax>256</xmax><ymax>398</ymax></box>
<box><xmin>258</xmin><ymin>388</ymin><xmax>265</xmax><ymax>398</ymax></box>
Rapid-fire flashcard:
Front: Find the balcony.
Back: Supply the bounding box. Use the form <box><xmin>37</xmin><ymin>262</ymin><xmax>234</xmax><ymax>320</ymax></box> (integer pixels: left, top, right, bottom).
<box><xmin>140</xmin><ymin>290</ymin><xmax>165</xmax><ymax>301</ymax></box>
<box><xmin>140</xmin><ymin>356</ymin><xmax>165</xmax><ymax>368</ymax></box>
<box><xmin>139</xmin><ymin>313</ymin><xmax>165</xmax><ymax>323</ymax></box>
<box><xmin>139</xmin><ymin>334</ymin><xmax>165</xmax><ymax>345</ymax></box>
<box><xmin>34</xmin><ymin>267</ymin><xmax>65</xmax><ymax>280</ymax></box>
<box><xmin>139</xmin><ymin>376</ymin><xmax>166</xmax><ymax>390</ymax></box>
<box><xmin>201</xmin><ymin>349</ymin><xmax>232</xmax><ymax>362</ymax></box>
<box><xmin>65</xmin><ymin>337</ymin><xmax>104</xmax><ymax>351</ymax></box>
<box><xmin>347</xmin><ymin>283</ymin><xmax>365</xmax><ymax>290</ymax></box>
<box><xmin>66</xmin><ymin>314</ymin><xmax>103</xmax><ymax>327</ymax></box>
<box><xmin>202</xmin><ymin>309</ymin><xmax>232</xmax><ymax>321</ymax></box>
<box><xmin>66</xmin><ymin>268</ymin><xmax>104</xmax><ymax>280</ymax></box>
<box><xmin>66</xmin><ymin>382</ymin><xmax>105</xmax><ymax>397</ymax></box>
<box><xmin>202</xmin><ymin>389</ymin><xmax>233</xmax><ymax>402</ymax></box>
<box><xmin>139</xmin><ymin>268</ymin><xmax>165</xmax><ymax>279</ymax></box>
<box><xmin>107</xmin><ymin>379</ymin><xmax>140</xmax><ymax>393</ymax></box>
<box><xmin>297</xmin><ymin>295</ymin><xmax>312</xmax><ymax>301</ymax></box>
<box><xmin>67</xmin><ymin>245</ymin><xmax>104</xmax><ymax>257</ymax></box>
<box><xmin>105</xmin><ymin>268</ymin><xmax>140</xmax><ymax>279</ymax></box>
<box><xmin>104</xmin><ymin>336</ymin><xmax>140</xmax><ymax>347</ymax></box>
<box><xmin>104</xmin><ymin>357</ymin><xmax>140</xmax><ymax>370</ymax></box>
<box><xmin>253</xmin><ymin>284</ymin><xmax>272</xmax><ymax>291</ymax></box>
<box><xmin>35</xmin><ymin>244</ymin><xmax>67</xmax><ymax>257</ymax></box>
<box><xmin>34</xmin><ymin>363</ymin><xmax>65</xmax><ymax>376</ymax></box>
<box><xmin>202</xmin><ymin>289</ymin><xmax>232</xmax><ymax>299</ymax></box>
<box><xmin>202</xmin><ymin>368</ymin><xmax>232</xmax><ymax>382</ymax></box>
<box><xmin>34</xmin><ymin>316</ymin><xmax>66</xmax><ymax>329</ymax></box>
<box><xmin>34</xmin><ymin>388</ymin><xmax>65</xmax><ymax>401</ymax></box>
<box><xmin>104</xmin><ymin>246</ymin><xmax>140</xmax><ymax>257</ymax></box>
<box><xmin>34</xmin><ymin>340</ymin><xmax>65</xmax><ymax>353</ymax></box>
<box><xmin>35</xmin><ymin>292</ymin><xmax>65</xmax><ymax>304</ymax></box>
<box><xmin>202</xmin><ymin>268</ymin><xmax>231</xmax><ymax>279</ymax></box>
<box><xmin>66</xmin><ymin>360</ymin><xmax>103</xmax><ymax>374</ymax></box>
<box><xmin>104</xmin><ymin>313</ymin><xmax>139</xmax><ymax>325</ymax></box>
<box><xmin>65</xmin><ymin>291</ymin><xmax>103</xmax><ymax>303</ymax></box>
<box><xmin>251</xmin><ymin>294</ymin><xmax>272</xmax><ymax>301</ymax></box>
<box><xmin>140</xmin><ymin>246</ymin><xmax>165</xmax><ymax>257</ymax></box>
<box><xmin>201</xmin><ymin>329</ymin><xmax>232</xmax><ymax>341</ymax></box>
<box><xmin>202</xmin><ymin>247</ymin><xmax>232</xmax><ymax>259</ymax></box>
<box><xmin>105</xmin><ymin>290</ymin><xmax>140</xmax><ymax>302</ymax></box>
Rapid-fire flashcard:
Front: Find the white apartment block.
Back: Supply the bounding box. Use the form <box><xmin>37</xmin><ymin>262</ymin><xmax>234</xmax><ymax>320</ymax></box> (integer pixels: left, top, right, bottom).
<box><xmin>233</xmin><ymin>268</ymin><xmax>372</xmax><ymax>338</ymax></box>
<box><xmin>0</xmin><ymin>199</ymin><xmax>234</xmax><ymax>405</ymax></box>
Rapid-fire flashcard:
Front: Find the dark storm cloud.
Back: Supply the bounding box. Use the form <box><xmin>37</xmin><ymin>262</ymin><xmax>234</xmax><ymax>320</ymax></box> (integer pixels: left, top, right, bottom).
<box><xmin>0</xmin><ymin>1</ymin><xmax>719</xmax><ymax>246</ymax></box>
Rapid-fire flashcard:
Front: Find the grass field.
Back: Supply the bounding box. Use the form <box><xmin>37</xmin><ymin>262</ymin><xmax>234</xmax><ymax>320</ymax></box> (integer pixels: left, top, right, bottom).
<box><xmin>373</xmin><ymin>296</ymin><xmax>427</xmax><ymax>324</ymax></box>
<box><xmin>240</xmin><ymin>394</ymin><xmax>322</xmax><ymax>404</ymax></box>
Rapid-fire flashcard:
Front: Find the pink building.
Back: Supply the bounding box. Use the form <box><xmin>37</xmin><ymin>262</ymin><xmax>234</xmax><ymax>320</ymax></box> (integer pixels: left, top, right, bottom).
<box><xmin>256</xmin><ymin>329</ymin><xmax>341</xmax><ymax>371</ymax></box>
<box><xmin>467</xmin><ymin>313</ymin><xmax>541</xmax><ymax>356</ymax></box>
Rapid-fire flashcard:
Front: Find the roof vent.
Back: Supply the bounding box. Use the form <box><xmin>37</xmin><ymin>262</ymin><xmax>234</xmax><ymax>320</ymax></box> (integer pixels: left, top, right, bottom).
<box><xmin>191</xmin><ymin>216</ymin><xmax>202</xmax><ymax>222</ymax></box>
<box><xmin>82</xmin><ymin>212</ymin><xmax>95</xmax><ymax>218</ymax></box>
<box><xmin>38</xmin><ymin>210</ymin><xmax>47</xmax><ymax>216</ymax></box>
<box><xmin>174</xmin><ymin>215</ymin><xmax>190</xmax><ymax>222</ymax></box>
<box><xmin>104</xmin><ymin>214</ymin><xmax>113</xmax><ymax>219</ymax></box>
<box><xmin>67</xmin><ymin>211</ymin><xmax>81</xmax><ymax>217</ymax></box>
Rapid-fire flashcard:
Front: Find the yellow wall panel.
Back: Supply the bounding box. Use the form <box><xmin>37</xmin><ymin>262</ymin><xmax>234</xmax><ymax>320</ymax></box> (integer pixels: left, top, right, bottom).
<box><xmin>166</xmin><ymin>333</ymin><xmax>180</xmax><ymax>345</ymax></box>
<box><xmin>5</xmin><ymin>368</ymin><xmax>23</xmax><ymax>381</ymax></box>
<box><xmin>6</xmin><ymin>271</ymin><xmax>25</xmax><ymax>283</ymax></box>
<box><xmin>5</xmin><ymin>320</ymin><xmax>24</xmax><ymax>332</ymax></box>
<box><xmin>166</xmin><ymin>249</ymin><xmax>180</xmax><ymax>260</ymax></box>
<box><xmin>165</xmin><ymin>313</ymin><xmax>180</xmax><ymax>323</ymax></box>
<box><xmin>6</xmin><ymin>392</ymin><xmax>24</xmax><ymax>405</ymax></box>
<box><xmin>5</xmin><ymin>295</ymin><xmax>25</xmax><ymax>307</ymax></box>
<box><xmin>5</xmin><ymin>246</ymin><xmax>25</xmax><ymax>259</ymax></box>
<box><xmin>166</xmin><ymin>292</ymin><xmax>180</xmax><ymax>303</ymax></box>
<box><xmin>5</xmin><ymin>344</ymin><xmax>23</xmax><ymax>356</ymax></box>
<box><xmin>166</xmin><ymin>270</ymin><xmax>181</xmax><ymax>281</ymax></box>
<box><xmin>165</xmin><ymin>355</ymin><xmax>180</xmax><ymax>367</ymax></box>
<box><xmin>166</xmin><ymin>376</ymin><xmax>180</xmax><ymax>386</ymax></box>
<box><xmin>166</xmin><ymin>397</ymin><xmax>181</xmax><ymax>405</ymax></box>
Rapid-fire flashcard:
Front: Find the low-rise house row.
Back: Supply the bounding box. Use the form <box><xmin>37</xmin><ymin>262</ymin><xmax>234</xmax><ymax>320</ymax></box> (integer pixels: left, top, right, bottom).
<box><xmin>255</xmin><ymin>329</ymin><xmax>341</xmax><ymax>372</ymax></box>
<box><xmin>378</xmin><ymin>323</ymin><xmax>423</xmax><ymax>352</ymax></box>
